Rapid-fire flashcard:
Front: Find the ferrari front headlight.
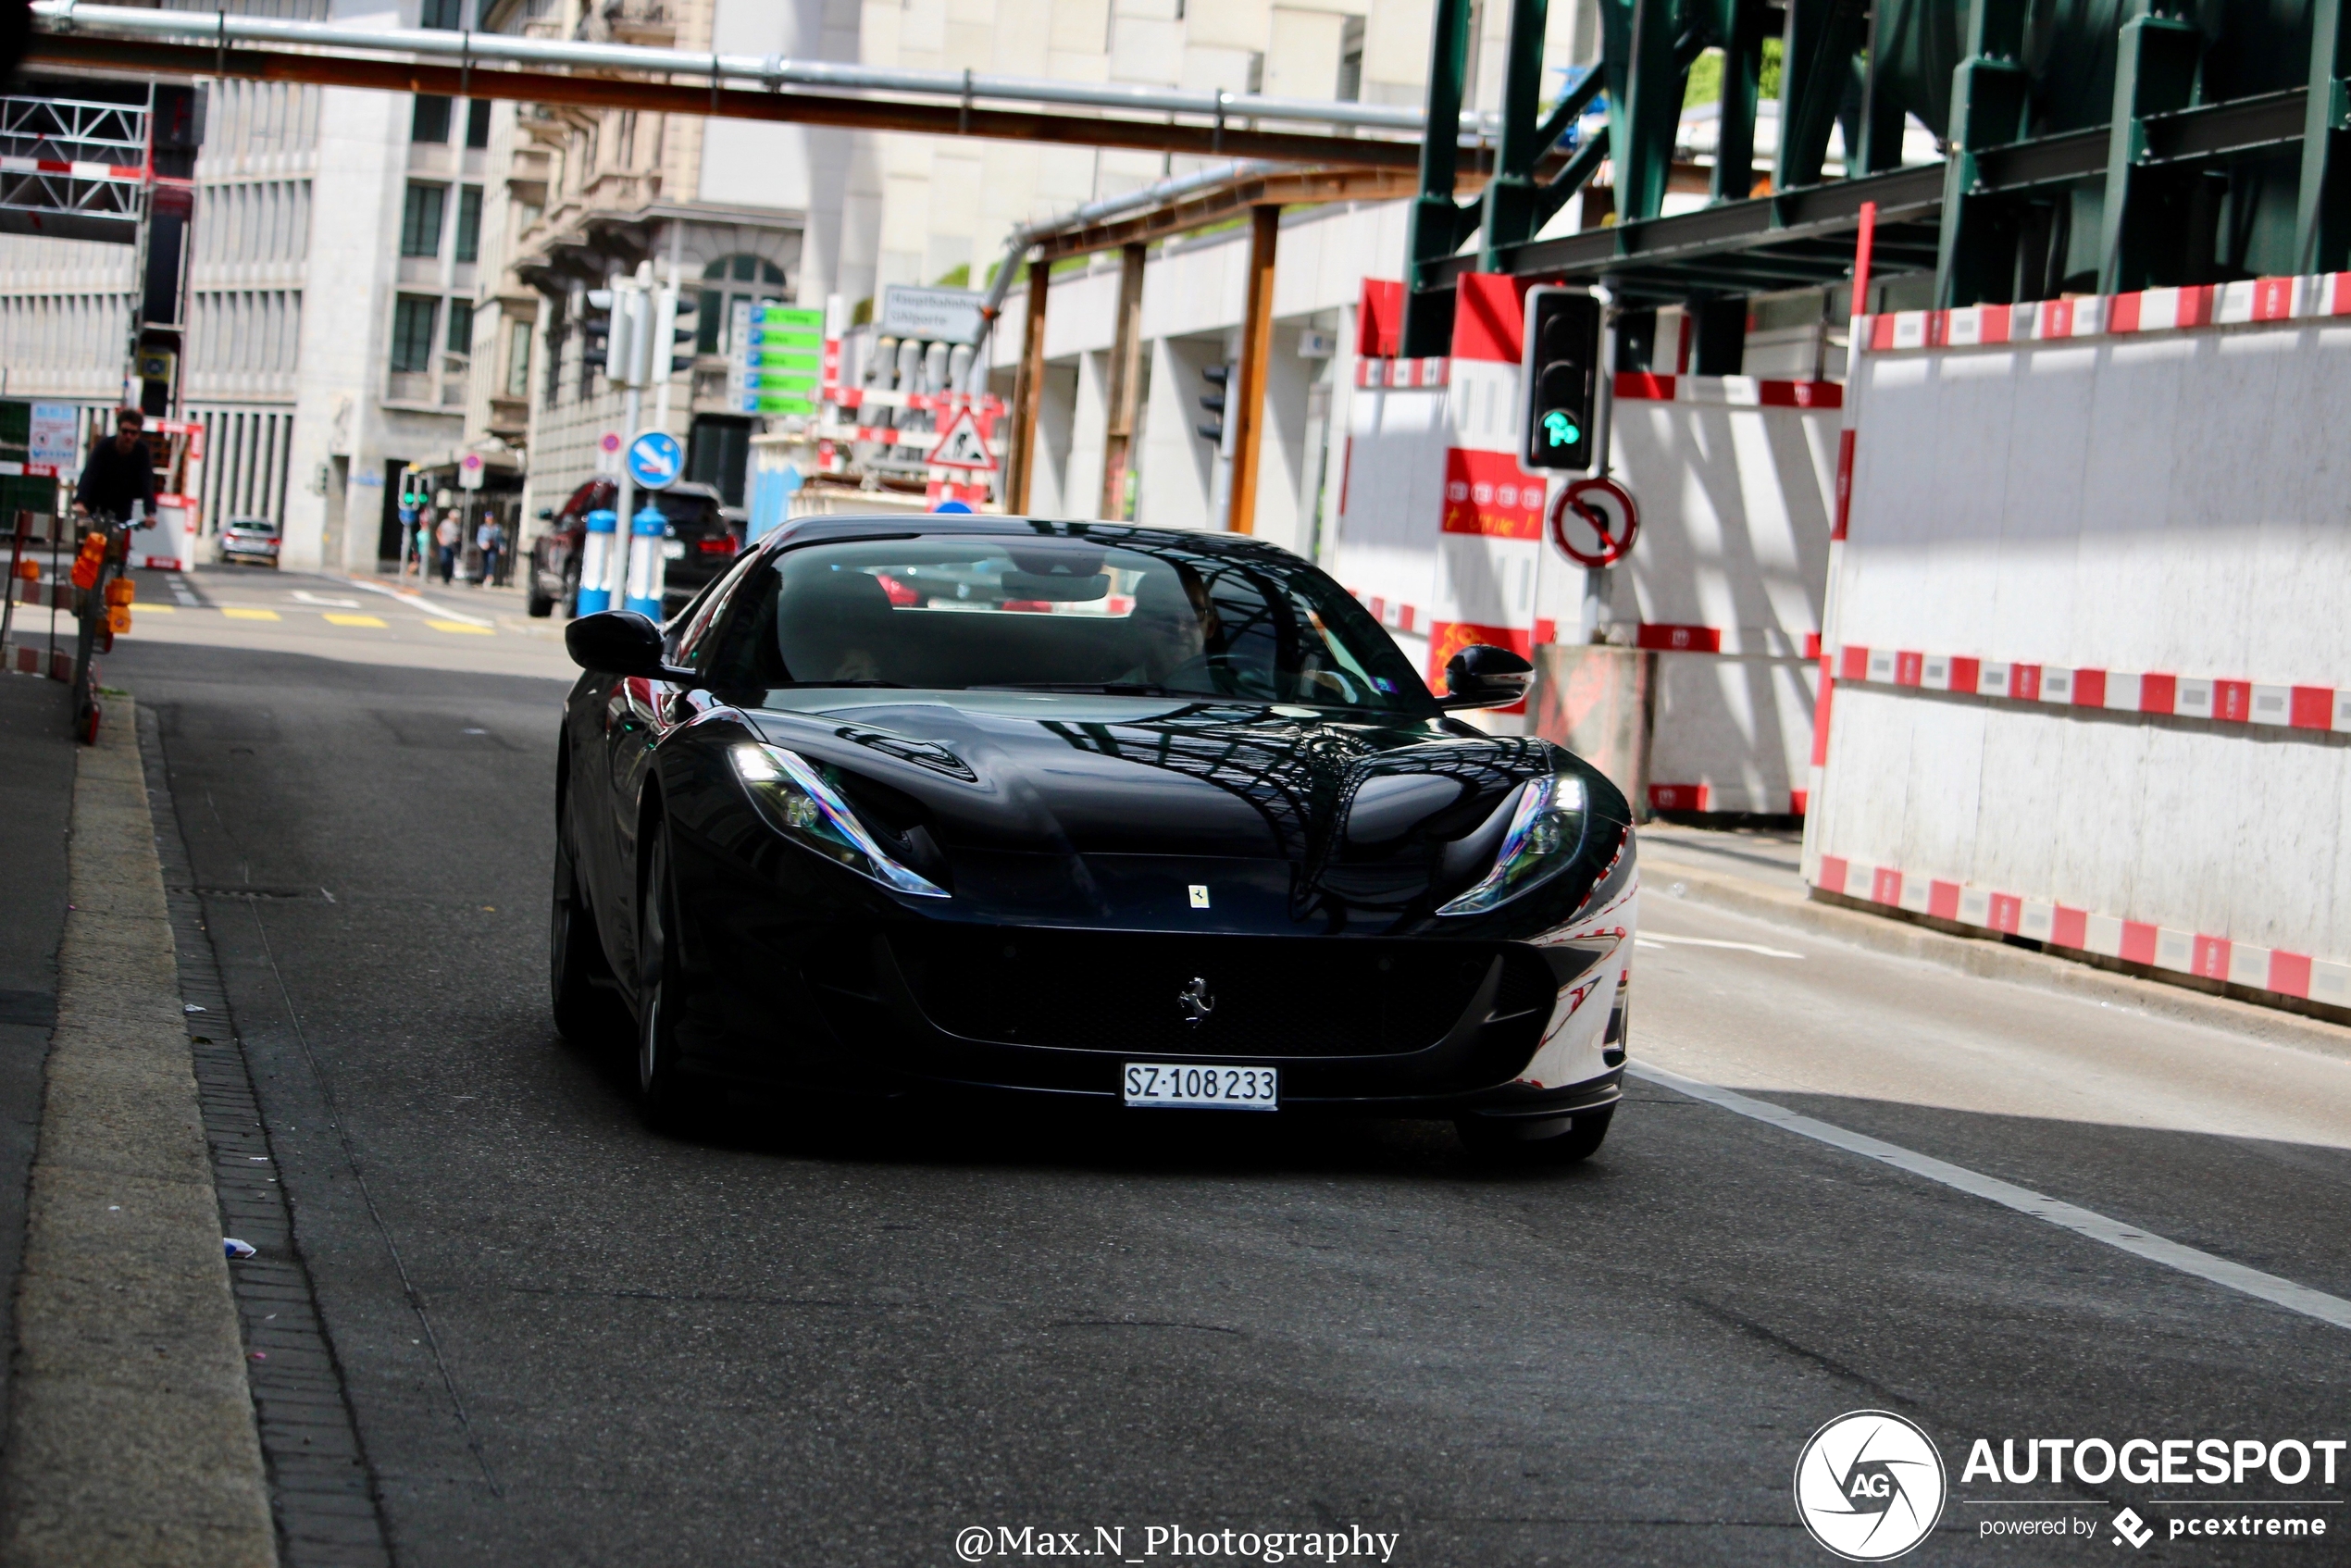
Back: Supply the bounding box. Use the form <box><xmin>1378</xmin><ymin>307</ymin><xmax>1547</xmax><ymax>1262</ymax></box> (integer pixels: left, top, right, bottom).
<box><xmin>1436</xmin><ymin>773</ymin><xmax>1587</xmax><ymax>916</ymax></box>
<box><xmin>729</xmin><ymin>743</ymin><xmax>948</xmax><ymax>898</ymax></box>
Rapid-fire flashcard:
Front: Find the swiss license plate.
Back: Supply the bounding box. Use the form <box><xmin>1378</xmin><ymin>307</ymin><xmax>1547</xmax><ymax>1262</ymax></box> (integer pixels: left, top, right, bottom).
<box><xmin>1122</xmin><ymin>1063</ymin><xmax>1278</xmax><ymax>1111</ymax></box>
<box><xmin>661</xmin><ymin>540</ymin><xmax>687</xmax><ymax>560</ymax></box>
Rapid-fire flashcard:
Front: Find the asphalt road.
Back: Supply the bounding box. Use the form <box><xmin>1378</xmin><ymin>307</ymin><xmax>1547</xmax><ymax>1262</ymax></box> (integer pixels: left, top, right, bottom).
<box><xmin>109</xmin><ymin>566</ymin><xmax>2351</xmax><ymax>1567</ymax></box>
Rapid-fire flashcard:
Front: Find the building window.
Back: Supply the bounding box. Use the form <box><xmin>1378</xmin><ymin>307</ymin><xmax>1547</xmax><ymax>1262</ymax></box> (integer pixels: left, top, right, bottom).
<box><xmin>391</xmin><ymin>295</ymin><xmax>439</xmax><ymax>374</ymax></box>
<box><xmin>505</xmin><ymin>319</ymin><xmax>531</xmax><ymax>397</ymax></box>
<box><xmin>400</xmin><ymin>183</ymin><xmax>445</xmax><ymax>257</ymax></box>
<box><xmin>445</xmin><ymin>297</ymin><xmax>475</xmax><ymax>355</ymax></box>
<box><xmin>696</xmin><ymin>254</ymin><xmax>790</xmax><ymax>355</ymax></box>
<box><xmin>420</xmin><ymin>0</ymin><xmax>466</xmax><ymax>28</ymax></box>
<box><xmin>466</xmin><ymin>98</ymin><xmax>491</xmax><ymax>149</ymax></box>
<box><xmin>1337</xmin><ymin>18</ymin><xmax>1365</xmax><ymax>102</ymax></box>
<box><xmin>410</xmin><ymin>94</ymin><xmax>452</xmax><ymax>144</ymax></box>
<box><xmin>454</xmin><ymin>186</ymin><xmax>482</xmax><ymax>263</ymax></box>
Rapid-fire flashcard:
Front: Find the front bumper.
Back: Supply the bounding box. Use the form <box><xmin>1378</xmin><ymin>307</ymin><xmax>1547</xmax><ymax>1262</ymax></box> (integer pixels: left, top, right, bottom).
<box><xmin>677</xmin><ymin>904</ymin><xmax>1623</xmax><ymax>1118</ymax></box>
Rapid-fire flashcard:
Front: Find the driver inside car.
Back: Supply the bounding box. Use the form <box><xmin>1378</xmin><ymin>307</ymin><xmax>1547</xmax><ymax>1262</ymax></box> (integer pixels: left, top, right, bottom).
<box><xmin>1115</xmin><ymin>566</ymin><xmax>1227</xmax><ymax>691</ymax></box>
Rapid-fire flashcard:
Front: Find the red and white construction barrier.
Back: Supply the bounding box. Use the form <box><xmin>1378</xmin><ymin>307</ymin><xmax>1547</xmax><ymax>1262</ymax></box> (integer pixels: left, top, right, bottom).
<box><xmin>1834</xmin><ymin>645</ymin><xmax>2351</xmax><ymax>733</ymax></box>
<box><xmin>1814</xmin><ymin>852</ymin><xmax>2351</xmax><ymax>1009</ymax></box>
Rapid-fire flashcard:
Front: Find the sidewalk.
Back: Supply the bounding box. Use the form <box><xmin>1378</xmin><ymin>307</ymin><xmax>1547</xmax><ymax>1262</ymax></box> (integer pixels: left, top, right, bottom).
<box><xmin>0</xmin><ymin>675</ymin><xmax>73</xmax><ymax>1450</ymax></box>
<box><xmin>0</xmin><ymin>693</ymin><xmax>274</xmax><ymax>1568</ymax></box>
<box><xmin>1637</xmin><ymin>820</ymin><xmax>2351</xmax><ymax>1062</ymax></box>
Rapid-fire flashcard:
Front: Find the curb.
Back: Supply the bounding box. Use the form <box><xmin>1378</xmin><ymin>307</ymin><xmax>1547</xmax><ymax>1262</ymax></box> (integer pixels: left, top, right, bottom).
<box><xmin>0</xmin><ymin>700</ymin><xmax>276</xmax><ymax>1568</ymax></box>
<box><xmin>1644</xmin><ymin>854</ymin><xmax>2351</xmax><ymax>1065</ymax></box>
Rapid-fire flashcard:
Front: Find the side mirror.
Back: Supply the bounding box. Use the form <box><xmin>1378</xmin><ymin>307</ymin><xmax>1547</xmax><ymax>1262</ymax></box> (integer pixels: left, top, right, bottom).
<box><xmin>565</xmin><ymin>610</ymin><xmax>683</xmax><ymax>680</ymax></box>
<box><xmin>1441</xmin><ymin>643</ymin><xmax>1534</xmax><ymax>708</ymax></box>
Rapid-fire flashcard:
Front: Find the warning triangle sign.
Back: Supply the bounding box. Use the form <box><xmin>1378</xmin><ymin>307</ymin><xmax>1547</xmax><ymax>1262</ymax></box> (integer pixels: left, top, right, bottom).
<box><xmin>927</xmin><ymin>405</ymin><xmax>997</xmax><ymax>472</ymax></box>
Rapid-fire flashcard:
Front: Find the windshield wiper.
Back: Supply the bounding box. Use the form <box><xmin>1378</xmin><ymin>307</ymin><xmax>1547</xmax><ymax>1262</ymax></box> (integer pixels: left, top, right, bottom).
<box><xmin>967</xmin><ymin>681</ymin><xmax>1178</xmax><ymax>696</ymax></box>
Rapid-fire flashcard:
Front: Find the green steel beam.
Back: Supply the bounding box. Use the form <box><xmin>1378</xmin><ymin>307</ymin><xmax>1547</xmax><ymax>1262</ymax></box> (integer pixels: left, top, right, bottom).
<box><xmin>1403</xmin><ymin>0</ymin><xmax>1474</xmax><ymax>355</ymax></box>
<box><xmin>1775</xmin><ymin>0</ymin><xmax>1869</xmax><ymax>192</ymax></box>
<box><xmin>1608</xmin><ymin>0</ymin><xmax>1690</xmax><ymax>223</ymax></box>
<box><xmin>2097</xmin><ymin>7</ymin><xmax>2206</xmax><ymax>293</ymax></box>
<box><xmin>1934</xmin><ymin>0</ymin><xmax>2034</xmax><ymax>305</ymax></box>
<box><xmin>2298</xmin><ymin>0</ymin><xmax>2351</xmax><ymax>274</ymax></box>
<box><xmin>1712</xmin><ymin>0</ymin><xmax>1770</xmax><ymax>202</ymax></box>
<box><xmin>1531</xmin><ymin>64</ymin><xmax>1608</xmax><ymax>159</ymax></box>
<box><xmin>1479</xmin><ymin>0</ymin><xmax>1555</xmax><ymax>270</ymax></box>
<box><xmin>1533</xmin><ymin>125</ymin><xmax>1612</xmax><ymax>229</ymax></box>
<box><xmin>1853</xmin><ymin>0</ymin><xmax>1907</xmax><ymax>176</ymax></box>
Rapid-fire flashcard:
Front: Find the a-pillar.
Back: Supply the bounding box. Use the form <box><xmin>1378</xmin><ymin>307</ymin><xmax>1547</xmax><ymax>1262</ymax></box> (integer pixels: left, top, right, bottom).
<box><xmin>1225</xmin><ymin>205</ymin><xmax>1279</xmax><ymax>535</ymax></box>
<box><xmin>1098</xmin><ymin>243</ymin><xmax>1148</xmax><ymax>520</ymax></box>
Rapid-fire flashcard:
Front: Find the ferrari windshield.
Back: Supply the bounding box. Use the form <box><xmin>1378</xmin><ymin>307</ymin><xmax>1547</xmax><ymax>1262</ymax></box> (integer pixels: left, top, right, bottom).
<box><xmin>692</xmin><ymin>535</ymin><xmax>1433</xmax><ymax>714</ymax></box>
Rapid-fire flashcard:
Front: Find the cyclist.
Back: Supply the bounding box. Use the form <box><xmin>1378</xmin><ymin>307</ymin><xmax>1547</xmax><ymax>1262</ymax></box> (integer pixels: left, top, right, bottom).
<box><xmin>72</xmin><ymin>407</ymin><xmax>155</xmax><ymax>524</ymax></box>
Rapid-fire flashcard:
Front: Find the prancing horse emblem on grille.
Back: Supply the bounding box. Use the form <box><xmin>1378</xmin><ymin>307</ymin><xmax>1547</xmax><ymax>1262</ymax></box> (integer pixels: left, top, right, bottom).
<box><xmin>1176</xmin><ymin>977</ymin><xmax>1216</xmax><ymax>1026</ymax></box>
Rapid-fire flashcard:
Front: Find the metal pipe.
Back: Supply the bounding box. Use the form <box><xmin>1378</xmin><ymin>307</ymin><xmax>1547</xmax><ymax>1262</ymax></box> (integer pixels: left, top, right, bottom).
<box><xmin>30</xmin><ymin>3</ymin><xmax>1497</xmax><ymax>138</ymax></box>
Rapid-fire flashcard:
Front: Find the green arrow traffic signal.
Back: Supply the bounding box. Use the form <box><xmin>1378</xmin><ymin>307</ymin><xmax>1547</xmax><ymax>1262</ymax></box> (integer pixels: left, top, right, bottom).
<box><xmin>1542</xmin><ymin>410</ymin><xmax>1581</xmax><ymax>447</ymax></box>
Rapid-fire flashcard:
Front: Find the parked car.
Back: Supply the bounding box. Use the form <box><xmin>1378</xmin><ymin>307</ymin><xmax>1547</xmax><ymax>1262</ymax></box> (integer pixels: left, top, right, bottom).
<box><xmin>526</xmin><ymin>479</ymin><xmax>741</xmax><ymax>619</ymax></box>
<box><xmin>218</xmin><ymin>516</ymin><xmax>280</xmax><ymax>566</ymax></box>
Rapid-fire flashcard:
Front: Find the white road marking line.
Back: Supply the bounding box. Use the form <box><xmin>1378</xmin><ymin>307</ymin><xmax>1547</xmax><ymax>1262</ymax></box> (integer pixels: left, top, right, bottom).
<box><xmin>1636</xmin><ymin>932</ymin><xmax>1805</xmax><ymax>959</ymax></box>
<box><xmin>339</xmin><ymin>577</ymin><xmax>496</xmax><ymax>628</ymax></box>
<box><xmin>1630</xmin><ymin>1060</ymin><xmax>2351</xmax><ymax>1332</ymax></box>
<box><xmin>290</xmin><ymin>591</ymin><xmax>363</xmax><ymax>608</ymax></box>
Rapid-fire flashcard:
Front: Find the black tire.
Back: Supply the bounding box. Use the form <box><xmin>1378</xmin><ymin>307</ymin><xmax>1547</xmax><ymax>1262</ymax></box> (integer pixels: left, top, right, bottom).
<box><xmin>1457</xmin><ymin>1105</ymin><xmax>1613</xmax><ymax>1166</ymax></box>
<box><xmin>550</xmin><ymin>803</ymin><xmax>628</xmax><ymax>1047</ymax></box>
<box><xmin>526</xmin><ymin>579</ymin><xmax>555</xmax><ymax>618</ymax></box>
<box><xmin>634</xmin><ymin>823</ymin><xmax>713</xmax><ymax>1131</ymax></box>
<box><xmin>561</xmin><ymin>569</ymin><xmax>579</xmax><ymax>619</ymax></box>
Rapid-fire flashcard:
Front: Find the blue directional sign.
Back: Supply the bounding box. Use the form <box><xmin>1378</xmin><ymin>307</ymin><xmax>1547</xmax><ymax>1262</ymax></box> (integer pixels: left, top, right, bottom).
<box><xmin>625</xmin><ymin>429</ymin><xmax>683</xmax><ymax>491</ymax></box>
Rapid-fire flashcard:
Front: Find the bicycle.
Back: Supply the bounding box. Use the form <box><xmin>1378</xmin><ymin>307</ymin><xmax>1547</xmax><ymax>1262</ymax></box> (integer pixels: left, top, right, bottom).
<box><xmin>68</xmin><ymin>508</ymin><xmax>130</xmax><ymax>744</ymax></box>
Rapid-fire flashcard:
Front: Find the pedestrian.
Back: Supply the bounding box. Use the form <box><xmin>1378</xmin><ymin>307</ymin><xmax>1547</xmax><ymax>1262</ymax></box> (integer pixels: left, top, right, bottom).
<box><xmin>71</xmin><ymin>407</ymin><xmax>156</xmax><ymax>525</ymax></box>
<box><xmin>414</xmin><ymin>510</ymin><xmax>433</xmax><ymax>580</ymax></box>
<box><xmin>435</xmin><ymin>511</ymin><xmax>460</xmax><ymax>585</ymax></box>
<box><xmin>476</xmin><ymin>515</ymin><xmax>503</xmax><ymax>589</ymax></box>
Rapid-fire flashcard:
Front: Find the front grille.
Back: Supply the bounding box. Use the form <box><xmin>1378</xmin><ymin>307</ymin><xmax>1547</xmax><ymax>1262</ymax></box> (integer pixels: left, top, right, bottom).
<box><xmin>889</xmin><ymin>929</ymin><xmax>1524</xmax><ymax>1057</ymax></box>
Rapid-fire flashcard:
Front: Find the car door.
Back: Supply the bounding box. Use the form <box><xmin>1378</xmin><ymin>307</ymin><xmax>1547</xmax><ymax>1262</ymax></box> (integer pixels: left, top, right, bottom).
<box><xmin>596</xmin><ymin>548</ymin><xmax>769</xmax><ymax>989</ymax></box>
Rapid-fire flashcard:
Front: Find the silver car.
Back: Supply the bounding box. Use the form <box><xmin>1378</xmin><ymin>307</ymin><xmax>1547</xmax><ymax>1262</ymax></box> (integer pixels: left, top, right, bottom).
<box><xmin>220</xmin><ymin>516</ymin><xmax>280</xmax><ymax>566</ymax></box>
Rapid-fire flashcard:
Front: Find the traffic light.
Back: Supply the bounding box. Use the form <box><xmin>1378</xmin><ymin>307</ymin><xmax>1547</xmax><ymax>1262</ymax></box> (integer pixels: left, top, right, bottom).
<box><xmin>1520</xmin><ymin>286</ymin><xmax>1601</xmax><ymax>473</ymax></box>
<box><xmin>661</xmin><ymin>292</ymin><xmax>699</xmax><ymax>374</ymax></box>
<box><xmin>582</xmin><ymin>284</ymin><xmax>651</xmax><ymax>385</ymax></box>
<box><xmin>1195</xmin><ymin>363</ymin><xmax>1230</xmax><ymax>444</ymax></box>
<box><xmin>580</xmin><ymin>288</ymin><xmax>615</xmax><ymax>376</ymax></box>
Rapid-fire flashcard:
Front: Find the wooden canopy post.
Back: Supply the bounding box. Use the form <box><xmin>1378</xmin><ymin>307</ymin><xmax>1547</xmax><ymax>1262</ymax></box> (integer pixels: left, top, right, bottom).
<box><xmin>1004</xmin><ymin>258</ymin><xmax>1050</xmax><ymax>512</ymax></box>
<box><xmin>1225</xmin><ymin>204</ymin><xmax>1279</xmax><ymax>534</ymax></box>
<box><xmin>1099</xmin><ymin>242</ymin><xmax>1148</xmax><ymax>519</ymax></box>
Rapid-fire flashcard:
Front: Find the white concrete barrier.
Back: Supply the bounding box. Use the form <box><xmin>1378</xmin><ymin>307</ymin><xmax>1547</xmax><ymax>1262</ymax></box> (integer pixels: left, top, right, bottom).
<box><xmin>1329</xmin><ymin>276</ymin><xmax>1838</xmax><ymax>812</ymax></box>
<box><xmin>1808</xmin><ymin>279</ymin><xmax>2351</xmax><ymax>1009</ymax></box>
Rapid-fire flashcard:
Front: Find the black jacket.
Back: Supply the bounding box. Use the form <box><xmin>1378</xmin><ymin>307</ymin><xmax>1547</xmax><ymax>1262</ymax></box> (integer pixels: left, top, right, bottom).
<box><xmin>74</xmin><ymin>437</ymin><xmax>157</xmax><ymax>521</ymax></box>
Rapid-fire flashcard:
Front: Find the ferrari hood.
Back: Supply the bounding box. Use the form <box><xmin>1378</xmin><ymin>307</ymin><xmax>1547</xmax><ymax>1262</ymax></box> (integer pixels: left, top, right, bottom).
<box><xmin>740</xmin><ymin>690</ymin><xmax>1598</xmax><ymax>862</ymax></box>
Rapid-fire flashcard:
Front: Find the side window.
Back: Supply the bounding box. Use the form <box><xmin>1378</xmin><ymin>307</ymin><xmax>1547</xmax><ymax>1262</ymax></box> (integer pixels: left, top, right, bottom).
<box><xmin>702</xmin><ymin>566</ymin><xmax>786</xmax><ymax>691</ymax></box>
<box><xmin>669</xmin><ymin>551</ymin><xmax>765</xmax><ymax>668</ymax></box>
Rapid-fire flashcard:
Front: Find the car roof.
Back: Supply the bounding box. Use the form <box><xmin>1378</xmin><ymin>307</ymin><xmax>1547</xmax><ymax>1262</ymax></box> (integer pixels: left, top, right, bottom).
<box><xmin>755</xmin><ymin>515</ymin><xmax>1304</xmax><ymax>562</ymax></box>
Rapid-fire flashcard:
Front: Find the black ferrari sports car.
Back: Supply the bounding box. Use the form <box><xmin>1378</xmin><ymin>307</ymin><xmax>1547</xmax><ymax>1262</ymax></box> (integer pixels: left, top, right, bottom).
<box><xmin>554</xmin><ymin>516</ymin><xmax>1638</xmax><ymax>1160</ymax></box>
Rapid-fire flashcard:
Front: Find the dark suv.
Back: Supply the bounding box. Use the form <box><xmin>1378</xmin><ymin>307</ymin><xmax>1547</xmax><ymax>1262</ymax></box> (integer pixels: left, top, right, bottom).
<box><xmin>526</xmin><ymin>478</ymin><xmax>742</xmax><ymax>619</ymax></box>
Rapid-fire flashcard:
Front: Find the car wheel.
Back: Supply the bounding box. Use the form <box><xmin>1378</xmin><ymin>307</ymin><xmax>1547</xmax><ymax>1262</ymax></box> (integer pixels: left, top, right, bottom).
<box><xmin>634</xmin><ymin>822</ymin><xmax>712</xmax><ymax>1131</ymax></box>
<box><xmin>550</xmin><ymin>804</ymin><xmax>628</xmax><ymax>1047</ymax></box>
<box><xmin>561</xmin><ymin>570</ymin><xmax>579</xmax><ymax>619</ymax></box>
<box><xmin>1456</xmin><ymin>1105</ymin><xmax>1613</xmax><ymax>1166</ymax></box>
